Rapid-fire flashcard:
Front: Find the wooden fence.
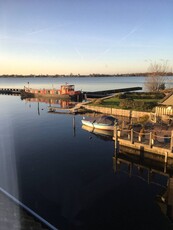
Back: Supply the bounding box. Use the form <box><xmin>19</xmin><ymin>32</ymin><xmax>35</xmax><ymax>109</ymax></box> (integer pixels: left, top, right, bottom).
<box><xmin>84</xmin><ymin>105</ymin><xmax>150</xmax><ymax>118</ymax></box>
<box><xmin>155</xmin><ymin>106</ymin><xmax>173</xmax><ymax>116</ymax></box>
<box><xmin>114</xmin><ymin>126</ymin><xmax>173</xmax><ymax>158</ymax></box>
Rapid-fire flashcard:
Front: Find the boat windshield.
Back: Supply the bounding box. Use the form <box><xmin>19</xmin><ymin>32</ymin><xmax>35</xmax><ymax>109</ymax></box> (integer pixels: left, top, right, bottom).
<box><xmin>95</xmin><ymin>116</ymin><xmax>117</xmax><ymax>125</ymax></box>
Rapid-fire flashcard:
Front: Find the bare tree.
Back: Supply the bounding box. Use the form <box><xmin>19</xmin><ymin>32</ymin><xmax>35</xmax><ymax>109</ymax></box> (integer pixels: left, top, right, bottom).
<box><xmin>144</xmin><ymin>60</ymin><xmax>169</xmax><ymax>91</ymax></box>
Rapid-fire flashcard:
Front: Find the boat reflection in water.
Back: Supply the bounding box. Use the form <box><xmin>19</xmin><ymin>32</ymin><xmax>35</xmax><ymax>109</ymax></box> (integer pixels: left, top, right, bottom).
<box><xmin>113</xmin><ymin>147</ymin><xmax>173</xmax><ymax>223</ymax></box>
<box><xmin>22</xmin><ymin>97</ymin><xmax>77</xmax><ymax>108</ymax></box>
<box><xmin>21</xmin><ymin>97</ymin><xmax>80</xmax><ymax>117</ymax></box>
<box><xmin>82</xmin><ymin>124</ymin><xmax>114</xmax><ymax>141</ymax></box>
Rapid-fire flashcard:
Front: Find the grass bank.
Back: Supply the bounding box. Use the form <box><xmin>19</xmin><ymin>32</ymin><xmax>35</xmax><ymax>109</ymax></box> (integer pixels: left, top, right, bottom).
<box><xmin>89</xmin><ymin>92</ymin><xmax>165</xmax><ymax>112</ymax></box>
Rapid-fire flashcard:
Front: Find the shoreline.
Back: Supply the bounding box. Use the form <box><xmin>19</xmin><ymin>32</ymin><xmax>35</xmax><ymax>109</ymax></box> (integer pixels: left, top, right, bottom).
<box><xmin>0</xmin><ymin>74</ymin><xmax>173</xmax><ymax>78</ymax></box>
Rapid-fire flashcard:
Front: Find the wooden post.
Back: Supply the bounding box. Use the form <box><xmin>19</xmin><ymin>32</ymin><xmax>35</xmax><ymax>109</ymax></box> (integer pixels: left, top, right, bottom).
<box><xmin>164</xmin><ymin>152</ymin><xmax>168</xmax><ymax>173</ymax></box>
<box><xmin>149</xmin><ymin>132</ymin><xmax>152</xmax><ymax>148</ymax></box>
<box><xmin>165</xmin><ymin>151</ymin><xmax>168</xmax><ymax>163</ymax></box>
<box><xmin>131</xmin><ymin>128</ymin><xmax>134</xmax><ymax>144</ymax></box>
<box><xmin>164</xmin><ymin>162</ymin><xmax>167</xmax><ymax>174</ymax></box>
<box><xmin>139</xmin><ymin>127</ymin><xmax>145</xmax><ymax>143</ymax></box>
<box><xmin>128</xmin><ymin>131</ymin><xmax>130</xmax><ymax>140</ymax></box>
<box><xmin>170</xmin><ymin>130</ymin><xmax>173</xmax><ymax>153</ymax></box>
<box><xmin>73</xmin><ymin>116</ymin><xmax>76</xmax><ymax>136</ymax></box>
<box><xmin>37</xmin><ymin>102</ymin><xmax>40</xmax><ymax>116</ymax></box>
<box><xmin>114</xmin><ymin>121</ymin><xmax>119</xmax><ymax>155</ymax></box>
<box><xmin>122</xmin><ymin>120</ymin><xmax>125</xmax><ymax>129</ymax></box>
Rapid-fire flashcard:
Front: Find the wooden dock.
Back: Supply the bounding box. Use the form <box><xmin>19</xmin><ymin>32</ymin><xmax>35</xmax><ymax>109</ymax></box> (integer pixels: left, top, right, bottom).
<box><xmin>0</xmin><ymin>88</ymin><xmax>22</xmax><ymax>94</ymax></box>
<box><xmin>113</xmin><ymin>126</ymin><xmax>173</xmax><ymax>162</ymax></box>
<box><xmin>0</xmin><ymin>86</ymin><xmax>142</xmax><ymax>98</ymax></box>
<box><xmin>84</xmin><ymin>86</ymin><xmax>142</xmax><ymax>98</ymax></box>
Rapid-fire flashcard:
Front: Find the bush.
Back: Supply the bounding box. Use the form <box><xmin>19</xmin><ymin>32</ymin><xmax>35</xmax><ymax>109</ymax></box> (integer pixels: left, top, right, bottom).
<box><xmin>138</xmin><ymin>115</ymin><xmax>149</xmax><ymax>124</ymax></box>
<box><xmin>119</xmin><ymin>99</ymin><xmax>157</xmax><ymax>111</ymax></box>
<box><xmin>119</xmin><ymin>99</ymin><xmax>134</xmax><ymax>109</ymax></box>
<box><xmin>122</xmin><ymin>92</ymin><xmax>165</xmax><ymax>99</ymax></box>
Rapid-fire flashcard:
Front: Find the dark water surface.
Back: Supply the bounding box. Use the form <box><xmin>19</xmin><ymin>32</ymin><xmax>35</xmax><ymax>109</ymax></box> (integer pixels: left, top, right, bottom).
<box><xmin>0</xmin><ymin>78</ymin><xmax>173</xmax><ymax>230</ymax></box>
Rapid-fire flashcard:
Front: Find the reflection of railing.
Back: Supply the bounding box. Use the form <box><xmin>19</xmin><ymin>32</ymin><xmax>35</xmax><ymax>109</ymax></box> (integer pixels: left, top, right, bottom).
<box><xmin>113</xmin><ymin>155</ymin><xmax>170</xmax><ymax>184</ymax></box>
<box><xmin>113</xmin><ymin>150</ymin><xmax>173</xmax><ymax>222</ymax></box>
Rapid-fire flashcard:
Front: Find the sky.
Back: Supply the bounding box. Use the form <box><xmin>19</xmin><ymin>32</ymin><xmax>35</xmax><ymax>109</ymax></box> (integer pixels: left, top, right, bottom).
<box><xmin>0</xmin><ymin>0</ymin><xmax>173</xmax><ymax>75</ymax></box>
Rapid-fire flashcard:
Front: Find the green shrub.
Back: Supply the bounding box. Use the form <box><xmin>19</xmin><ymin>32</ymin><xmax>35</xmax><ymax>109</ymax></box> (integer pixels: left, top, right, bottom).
<box><xmin>119</xmin><ymin>99</ymin><xmax>157</xmax><ymax>111</ymax></box>
<box><xmin>123</xmin><ymin>92</ymin><xmax>165</xmax><ymax>99</ymax></box>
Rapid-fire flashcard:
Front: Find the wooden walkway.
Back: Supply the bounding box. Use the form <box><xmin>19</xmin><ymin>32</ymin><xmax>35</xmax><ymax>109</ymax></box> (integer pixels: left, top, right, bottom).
<box><xmin>0</xmin><ymin>88</ymin><xmax>22</xmax><ymax>94</ymax></box>
<box><xmin>84</xmin><ymin>86</ymin><xmax>142</xmax><ymax>98</ymax></box>
<box><xmin>113</xmin><ymin>127</ymin><xmax>173</xmax><ymax>165</ymax></box>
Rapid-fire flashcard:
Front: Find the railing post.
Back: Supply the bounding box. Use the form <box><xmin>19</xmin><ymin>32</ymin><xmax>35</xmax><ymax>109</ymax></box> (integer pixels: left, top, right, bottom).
<box><xmin>131</xmin><ymin>128</ymin><xmax>134</xmax><ymax>144</ymax></box>
<box><xmin>114</xmin><ymin>121</ymin><xmax>119</xmax><ymax>155</ymax></box>
<box><xmin>170</xmin><ymin>130</ymin><xmax>173</xmax><ymax>153</ymax></box>
<box><xmin>165</xmin><ymin>151</ymin><xmax>168</xmax><ymax>163</ymax></box>
<box><xmin>149</xmin><ymin>132</ymin><xmax>152</xmax><ymax>148</ymax></box>
<box><xmin>164</xmin><ymin>151</ymin><xmax>168</xmax><ymax>173</ymax></box>
<box><xmin>128</xmin><ymin>131</ymin><xmax>130</xmax><ymax>140</ymax></box>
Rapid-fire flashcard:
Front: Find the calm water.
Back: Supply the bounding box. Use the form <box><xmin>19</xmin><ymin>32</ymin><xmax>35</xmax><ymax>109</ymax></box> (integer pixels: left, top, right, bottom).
<box><xmin>0</xmin><ymin>77</ymin><xmax>172</xmax><ymax>230</ymax></box>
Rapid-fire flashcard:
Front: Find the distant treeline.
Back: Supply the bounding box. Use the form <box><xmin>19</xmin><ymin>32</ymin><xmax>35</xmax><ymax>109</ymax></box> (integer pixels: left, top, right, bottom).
<box><xmin>0</xmin><ymin>72</ymin><xmax>173</xmax><ymax>78</ymax></box>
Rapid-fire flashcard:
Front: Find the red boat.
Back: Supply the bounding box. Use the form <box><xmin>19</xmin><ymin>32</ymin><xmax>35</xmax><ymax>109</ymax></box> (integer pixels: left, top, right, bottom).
<box><xmin>21</xmin><ymin>84</ymin><xmax>83</xmax><ymax>100</ymax></box>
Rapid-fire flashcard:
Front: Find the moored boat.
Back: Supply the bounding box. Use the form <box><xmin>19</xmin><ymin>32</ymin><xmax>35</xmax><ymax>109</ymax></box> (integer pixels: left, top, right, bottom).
<box><xmin>81</xmin><ymin>115</ymin><xmax>118</xmax><ymax>131</ymax></box>
<box><xmin>82</xmin><ymin>124</ymin><xmax>114</xmax><ymax>136</ymax></box>
<box><xmin>21</xmin><ymin>84</ymin><xmax>83</xmax><ymax>100</ymax></box>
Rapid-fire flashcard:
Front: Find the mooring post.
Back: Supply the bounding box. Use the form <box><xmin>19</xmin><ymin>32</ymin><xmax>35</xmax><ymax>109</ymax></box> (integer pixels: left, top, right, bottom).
<box><xmin>73</xmin><ymin>116</ymin><xmax>75</xmax><ymax>129</ymax></box>
<box><xmin>165</xmin><ymin>151</ymin><xmax>168</xmax><ymax>163</ymax></box>
<box><xmin>164</xmin><ymin>152</ymin><xmax>168</xmax><ymax>173</ymax></box>
<box><xmin>170</xmin><ymin>130</ymin><xmax>173</xmax><ymax>153</ymax></box>
<box><xmin>131</xmin><ymin>128</ymin><xmax>134</xmax><ymax>144</ymax></box>
<box><xmin>114</xmin><ymin>120</ymin><xmax>119</xmax><ymax>156</ymax></box>
<box><xmin>149</xmin><ymin>132</ymin><xmax>152</xmax><ymax>148</ymax></box>
<box><xmin>37</xmin><ymin>102</ymin><xmax>40</xmax><ymax>116</ymax></box>
<box><xmin>73</xmin><ymin>116</ymin><xmax>76</xmax><ymax>136</ymax></box>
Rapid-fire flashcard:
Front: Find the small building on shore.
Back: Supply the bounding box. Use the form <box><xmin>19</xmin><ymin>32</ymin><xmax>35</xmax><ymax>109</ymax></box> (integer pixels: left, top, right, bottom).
<box><xmin>154</xmin><ymin>92</ymin><xmax>173</xmax><ymax>122</ymax></box>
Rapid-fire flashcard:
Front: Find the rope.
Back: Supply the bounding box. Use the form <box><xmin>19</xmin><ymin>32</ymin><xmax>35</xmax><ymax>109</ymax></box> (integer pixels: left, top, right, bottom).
<box><xmin>119</xmin><ymin>128</ymin><xmax>172</xmax><ymax>139</ymax></box>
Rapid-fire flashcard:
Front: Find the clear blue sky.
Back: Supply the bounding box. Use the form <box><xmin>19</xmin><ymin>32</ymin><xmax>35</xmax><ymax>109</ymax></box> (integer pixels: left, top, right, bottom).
<box><xmin>0</xmin><ymin>0</ymin><xmax>173</xmax><ymax>75</ymax></box>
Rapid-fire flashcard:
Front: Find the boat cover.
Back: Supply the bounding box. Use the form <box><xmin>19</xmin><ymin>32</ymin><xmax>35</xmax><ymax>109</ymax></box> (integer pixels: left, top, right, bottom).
<box><xmin>88</xmin><ymin>115</ymin><xmax>117</xmax><ymax>125</ymax></box>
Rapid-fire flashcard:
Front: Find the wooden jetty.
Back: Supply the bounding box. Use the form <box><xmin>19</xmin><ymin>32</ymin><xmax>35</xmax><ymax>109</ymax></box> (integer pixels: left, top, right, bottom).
<box><xmin>48</xmin><ymin>105</ymin><xmax>87</xmax><ymax>114</ymax></box>
<box><xmin>0</xmin><ymin>88</ymin><xmax>22</xmax><ymax>94</ymax></box>
<box><xmin>0</xmin><ymin>86</ymin><xmax>142</xmax><ymax>99</ymax></box>
<box><xmin>48</xmin><ymin>101</ymin><xmax>91</xmax><ymax>114</ymax></box>
<box><xmin>113</xmin><ymin>125</ymin><xmax>173</xmax><ymax>162</ymax></box>
<box><xmin>83</xmin><ymin>86</ymin><xmax>142</xmax><ymax>98</ymax></box>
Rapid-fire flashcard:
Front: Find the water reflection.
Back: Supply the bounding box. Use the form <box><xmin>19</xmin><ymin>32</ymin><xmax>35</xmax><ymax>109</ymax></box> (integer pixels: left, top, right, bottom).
<box><xmin>0</xmin><ymin>94</ymin><xmax>173</xmax><ymax>229</ymax></box>
<box><xmin>21</xmin><ymin>97</ymin><xmax>79</xmax><ymax>118</ymax></box>
<box><xmin>113</xmin><ymin>148</ymin><xmax>173</xmax><ymax>223</ymax></box>
<box><xmin>82</xmin><ymin>124</ymin><xmax>113</xmax><ymax>141</ymax></box>
<box><xmin>22</xmin><ymin>97</ymin><xmax>77</xmax><ymax>108</ymax></box>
